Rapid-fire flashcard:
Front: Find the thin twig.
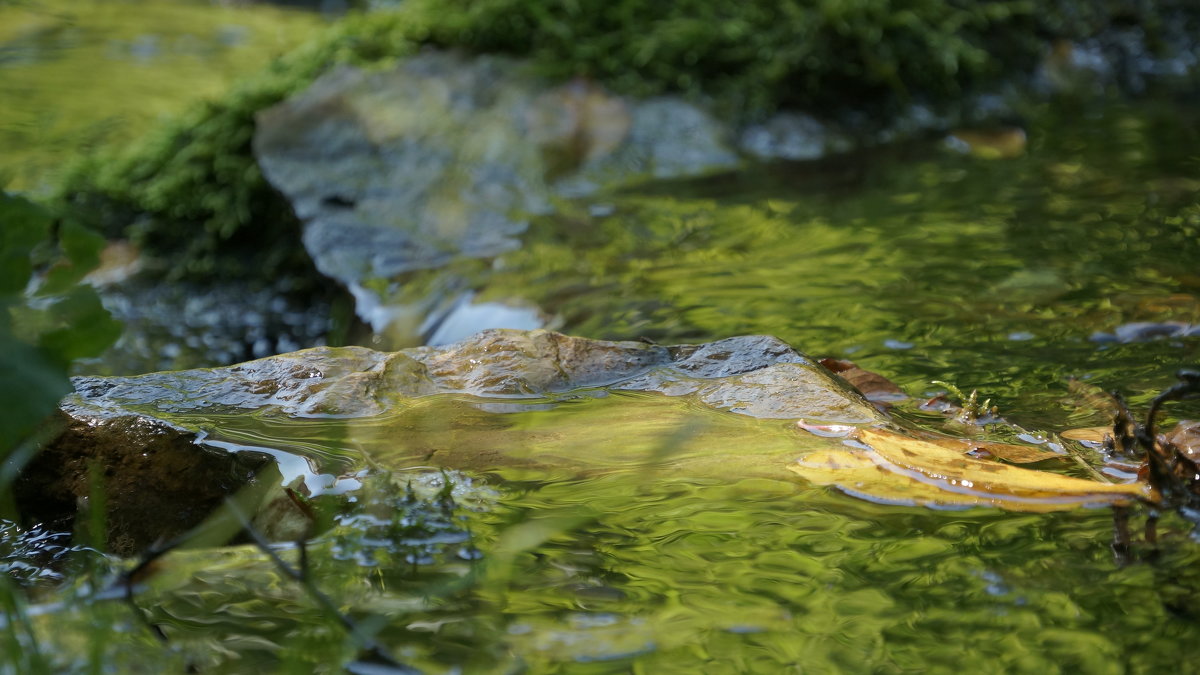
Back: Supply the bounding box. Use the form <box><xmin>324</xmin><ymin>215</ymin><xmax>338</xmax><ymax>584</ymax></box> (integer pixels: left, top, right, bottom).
<box><xmin>223</xmin><ymin>498</ymin><xmax>420</xmax><ymax>674</ymax></box>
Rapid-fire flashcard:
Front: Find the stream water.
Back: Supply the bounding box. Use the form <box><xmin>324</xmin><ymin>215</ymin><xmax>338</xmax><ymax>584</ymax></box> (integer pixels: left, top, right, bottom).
<box><xmin>5</xmin><ymin>2</ymin><xmax>1200</xmax><ymax>673</ymax></box>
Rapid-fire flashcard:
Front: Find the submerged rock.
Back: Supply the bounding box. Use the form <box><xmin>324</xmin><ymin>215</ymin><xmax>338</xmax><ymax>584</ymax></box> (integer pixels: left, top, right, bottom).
<box><xmin>1091</xmin><ymin>321</ymin><xmax>1200</xmax><ymax>344</ymax></box>
<box><xmin>67</xmin><ymin>329</ymin><xmax>879</xmax><ymax>423</ymax></box>
<box><xmin>254</xmin><ymin>52</ymin><xmax>740</xmax><ymax>344</ymax></box>
<box><xmin>27</xmin><ymin>330</ymin><xmax>878</xmax><ymax>555</ymax></box>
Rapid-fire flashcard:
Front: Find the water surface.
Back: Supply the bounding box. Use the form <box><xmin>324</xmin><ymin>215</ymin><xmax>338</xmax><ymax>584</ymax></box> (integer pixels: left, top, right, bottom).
<box><xmin>5</xmin><ymin>6</ymin><xmax>1200</xmax><ymax>670</ymax></box>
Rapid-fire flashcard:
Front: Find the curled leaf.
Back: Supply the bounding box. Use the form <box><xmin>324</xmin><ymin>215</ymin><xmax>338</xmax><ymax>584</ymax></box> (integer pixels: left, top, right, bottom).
<box><xmin>791</xmin><ymin>426</ymin><xmax>1148</xmax><ymax>511</ymax></box>
<box><xmin>1061</xmin><ymin>426</ymin><xmax>1111</xmax><ymax>444</ymax></box>
<box><xmin>1163</xmin><ymin>420</ymin><xmax>1200</xmax><ymax>460</ymax></box>
<box><xmin>818</xmin><ymin>358</ymin><xmax>906</xmax><ymax>403</ymax></box>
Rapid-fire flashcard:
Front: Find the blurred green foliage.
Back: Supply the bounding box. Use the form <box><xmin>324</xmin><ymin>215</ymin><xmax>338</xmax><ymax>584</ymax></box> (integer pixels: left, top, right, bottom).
<box><xmin>0</xmin><ymin>192</ymin><xmax>120</xmax><ymax>467</ymax></box>
<box><xmin>55</xmin><ymin>0</ymin><xmax>1199</xmax><ymax>279</ymax></box>
<box><xmin>55</xmin><ymin>12</ymin><xmax>423</xmax><ymax>279</ymax></box>
<box><xmin>414</xmin><ymin>0</ymin><xmax>1198</xmax><ymax>115</ymax></box>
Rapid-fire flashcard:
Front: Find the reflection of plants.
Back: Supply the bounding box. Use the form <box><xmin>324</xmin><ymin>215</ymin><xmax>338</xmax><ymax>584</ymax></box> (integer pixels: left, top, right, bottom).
<box><xmin>59</xmin><ymin>1</ymin><xmax>1200</xmax><ymax>278</ymax></box>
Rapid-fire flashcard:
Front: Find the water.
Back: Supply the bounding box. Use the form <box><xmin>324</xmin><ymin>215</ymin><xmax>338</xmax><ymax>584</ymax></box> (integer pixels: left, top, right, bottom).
<box><xmin>5</xmin><ymin>3</ymin><xmax>1200</xmax><ymax>672</ymax></box>
<box><xmin>480</xmin><ymin>101</ymin><xmax>1200</xmax><ymax>429</ymax></box>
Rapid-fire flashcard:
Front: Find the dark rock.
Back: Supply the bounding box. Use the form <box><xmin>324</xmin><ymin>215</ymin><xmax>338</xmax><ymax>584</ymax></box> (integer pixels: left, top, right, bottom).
<box><xmin>1090</xmin><ymin>321</ymin><xmax>1200</xmax><ymax>344</ymax></box>
<box><xmin>15</xmin><ymin>408</ymin><xmax>269</xmax><ymax>557</ymax></box>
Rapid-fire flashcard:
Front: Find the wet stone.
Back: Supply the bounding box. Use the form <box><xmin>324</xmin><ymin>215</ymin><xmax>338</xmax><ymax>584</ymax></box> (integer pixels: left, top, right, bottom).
<box><xmin>35</xmin><ymin>330</ymin><xmax>882</xmax><ymax>555</ymax></box>
<box><xmin>66</xmin><ymin>329</ymin><xmax>881</xmax><ymax>423</ymax></box>
<box><xmin>254</xmin><ymin>52</ymin><xmax>741</xmax><ymax>343</ymax></box>
<box><xmin>15</xmin><ymin>408</ymin><xmax>270</xmax><ymax>557</ymax></box>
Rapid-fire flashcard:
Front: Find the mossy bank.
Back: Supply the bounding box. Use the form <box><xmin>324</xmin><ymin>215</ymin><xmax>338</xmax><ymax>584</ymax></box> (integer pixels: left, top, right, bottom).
<box><xmin>54</xmin><ymin>0</ymin><xmax>1200</xmax><ymax>279</ymax></box>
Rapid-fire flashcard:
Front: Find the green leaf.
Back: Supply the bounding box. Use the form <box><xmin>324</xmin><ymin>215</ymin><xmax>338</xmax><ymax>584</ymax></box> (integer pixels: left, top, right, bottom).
<box><xmin>0</xmin><ymin>334</ymin><xmax>71</xmax><ymax>457</ymax></box>
<box><xmin>37</xmin><ymin>220</ymin><xmax>106</xmax><ymax>296</ymax></box>
<box><xmin>35</xmin><ymin>286</ymin><xmax>122</xmax><ymax>367</ymax></box>
<box><xmin>0</xmin><ymin>193</ymin><xmax>52</xmax><ymax>296</ymax></box>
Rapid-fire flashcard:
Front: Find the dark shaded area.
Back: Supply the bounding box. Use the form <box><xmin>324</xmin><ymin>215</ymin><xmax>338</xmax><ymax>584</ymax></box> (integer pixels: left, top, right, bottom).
<box><xmin>13</xmin><ymin>409</ymin><xmax>269</xmax><ymax>557</ymax></box>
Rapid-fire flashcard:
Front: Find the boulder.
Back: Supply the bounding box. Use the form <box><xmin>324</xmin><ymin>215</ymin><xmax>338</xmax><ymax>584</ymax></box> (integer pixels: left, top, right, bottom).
<box><xmin>28</xmin><ymin>330</ymin><xmax>879</xmax><ymax>554</ymax></box>
<box><xmin>253</xmin><ymin>52</ymin><xmax>741</xmax><ymax>344</ymax></box>
<box><xmin>67</xmin><ymin>329</ymin><xmax>879</xmax><ymax>423</ymax></box>
<box><xmin>15</xmin><ymin>408</ymin><xmax>269</xmax><ymax>557</ymax></box>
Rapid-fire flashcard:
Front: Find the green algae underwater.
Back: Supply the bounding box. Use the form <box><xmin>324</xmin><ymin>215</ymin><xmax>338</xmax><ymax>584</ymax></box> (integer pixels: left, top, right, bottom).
<box><xmin>5</xmin><ymin>3</ymin><xmax>1200</xmax><ymax>675</ymax></box>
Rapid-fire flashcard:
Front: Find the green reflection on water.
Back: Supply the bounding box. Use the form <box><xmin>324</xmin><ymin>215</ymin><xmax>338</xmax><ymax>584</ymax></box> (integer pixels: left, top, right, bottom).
<box><xmin>7</xmin><ymin>5</ymin><xmax>1200</xmax><ymax>665</ymax></box>
<box><xmin>26</xmin><ymin>382</ymin><xmax>1200</xmax><ymax>671</ymax></box>
<box><xmin>165</xmin><ymin>390</ymin><xmax>828</xmax><ymax>481</ymax></box>
<box><xmin>0</xmin><ymin>0</ymin><xmax>321</xmax><ymax>192</ymax></box>
<box><xmin>477</xmin><ymin>102</ymin><xmax>1200</xmax><ymax>431</ymax></box>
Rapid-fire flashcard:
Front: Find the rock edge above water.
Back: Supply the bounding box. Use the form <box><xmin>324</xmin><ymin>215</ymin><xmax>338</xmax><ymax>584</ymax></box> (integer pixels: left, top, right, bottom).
<box><xmin>68</xmin><ymin>329</ymin><xmax>881</xmax><ymax>424</ymax></box>
<box><xmin>23</xmin><ymin>330</ymin><xmax>879</xmax><ymax>555</ymax></box>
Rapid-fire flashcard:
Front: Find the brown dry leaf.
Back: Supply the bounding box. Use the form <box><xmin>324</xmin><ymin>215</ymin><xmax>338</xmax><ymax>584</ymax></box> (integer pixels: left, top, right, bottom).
<box><xmin>791</xmin><ymin>426</ymin><xmax>1148</xmax><ymax>511</ymax></box>
<box><xmin>946</xmin><ymin>127</ymin><xmax>1027</xmax><ymax>159</ymax></box>
<box><xmin>1164</xmin><ymin>420</ymin><xmax>1200</xmax><ymax>460</ymax></box>
<box><xmin>818</xmin><ymin>358</ymin><xmax>906</xmax><ymax>403</ymax></box>
<box><xmin>1061</xmin><ymin>427</ymin><xmax>1111</xmax><ymax>443</ymax></box>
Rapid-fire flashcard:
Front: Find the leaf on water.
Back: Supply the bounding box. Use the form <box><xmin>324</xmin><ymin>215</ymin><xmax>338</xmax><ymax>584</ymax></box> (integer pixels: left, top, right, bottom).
<box><xmin>818</xmin><ymin>358</ymin><xmax>906</xmax><ymax>403</ymax></box>
<box><xmin>1061</xmin><ymin>426</ymin><xmax>1111</xmax><ymax>443</ymax></box>
<box><xmin>945</xmin><ymin>127</ymin><xmax>1027</xmax><ymax>159</ymax></box>
<box><xmin>920</xmin><ymin>436</ymin><xmax>1061</xmax><ymax>464</ymax></box>
<box><xmin>1164</xmin><ymin>420</ymin><xmax>1200</xmax><ymax>461</ymax></box>
<box><xmin>791</xmin><ymin>425</ymin><xmax>1148</xmax><ymax>511</ymax></box>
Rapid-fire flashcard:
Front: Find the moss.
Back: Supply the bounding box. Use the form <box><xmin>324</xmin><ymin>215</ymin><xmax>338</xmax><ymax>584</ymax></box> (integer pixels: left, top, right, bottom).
<box><xmin>55</xmin><ymin>13</ymin><xmax>422</xmax><ymax>280</ymax></box>
<box><xmin>54</xmin><ymin>1</ymin><xmax>1199</xmax><ymax>279</ymax></box>
<box><xmin>412</xmin><ymin>0</ymin><xmax>1198</xmax><ymax>117</ymax></box>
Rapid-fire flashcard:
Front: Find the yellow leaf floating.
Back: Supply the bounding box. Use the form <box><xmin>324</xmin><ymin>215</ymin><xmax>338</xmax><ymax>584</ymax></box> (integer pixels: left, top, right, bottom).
<box><xmin>920</xmin><ymin>436</ymin><xmax>1060</xmax><ymax>464</ymax></box>
<box><xmin>791</xmin><ymin>426</ymin><xmax>1149</xmax><ymax>512</ymax></box>
<box><xmin>1060</xmin><ymin>426</ymin><xmax>1111</xmax><ymax>444</ymax></box>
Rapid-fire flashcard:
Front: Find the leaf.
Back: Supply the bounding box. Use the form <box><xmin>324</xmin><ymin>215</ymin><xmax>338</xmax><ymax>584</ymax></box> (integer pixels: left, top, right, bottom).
<box><xmin>35</xmin><ymin>286</ymin><xmax>122</xmax><ymax>367</ymax></box>
<box><xmin>1164</xmin><ymin>420</ymin><xmax>1200</xmax><ymax>460</ymax></box>
<box><xmin>0</xmin><ymin>193</ymin><xmax>52</xmax><ymax>295</ymax></box>
<box><xmin>37</xmin><ymin>220</ymin><xmax>107</xmax><ymax>296</ymax></box>
<box><xmin>945</xmin><ymin>127</ymin><xmax>1027</xmax><ymax>159</ymax></box>
<box><xmin>0</xmin><ymin>334</ymin><xmax>71</xmax><ymax>455</ymax></box>
<box><xmin>921</xmin><ymin>436</ymin><xmax>1062</xmax><ymax>464</ymax></box>
<box><xmin>1061</xmin><ymin>427</ymin><xmax>1110</xmax><ymax>443</ymax></box>
<box><xmin>791</xmin><ymin>426</ymin><xmax>1147</xmax><ymax>511</ymax></box>
<box><xmin>819</xmin><ymin>358</ymin><xmax>906</xmax><ymax>402</ymax></box>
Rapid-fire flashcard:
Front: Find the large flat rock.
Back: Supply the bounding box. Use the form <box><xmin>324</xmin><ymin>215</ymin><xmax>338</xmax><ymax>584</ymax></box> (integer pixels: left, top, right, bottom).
<box><xmin>29</xmin><ymin>330</ymin><xmax>878</xmax><ymax>555</ymax></box>
<box><xmin>67</xmin><ymin>329</ymin><xmax>880</xmax><ymax>423</ymax></box>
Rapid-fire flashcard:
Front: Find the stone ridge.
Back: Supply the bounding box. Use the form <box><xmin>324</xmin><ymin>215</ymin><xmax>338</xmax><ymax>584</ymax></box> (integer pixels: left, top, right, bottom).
<box><xmin>67</xmin><ymin>329</ymin><xmax>881</xmax><ymax>424</ymax></box>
